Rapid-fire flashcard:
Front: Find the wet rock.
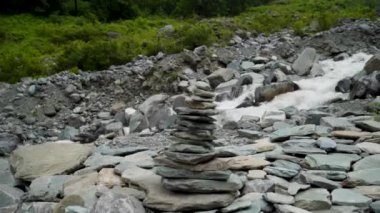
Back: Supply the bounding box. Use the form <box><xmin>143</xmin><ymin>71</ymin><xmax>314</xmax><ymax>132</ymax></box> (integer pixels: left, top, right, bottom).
<box><xmin>9</xmin><ymin>143</ymin><xmax>94</xmax><ymax>181</ymax></box>
<box><xmin>292</xmin><ymin>48</ymin><xmax>318</xmax><ymax>76</ymax></box>
<box><xmin>207</xmin><ymin>68</ymin><xmax>235</xmax><ymax>88</ymax></box>
<box><xmin>255</xmin><ymin>81</ymin><xmax>299</xmax><ymax>103</ymax></box>
<box><xmin>294</xmin><ymin>188</ymin><xmax>331</xmax><ymax>211</ymax></box>
<box><xmin>364</xmin><ymin>53</ymin><xmax>380</xmax><ymax>74</ymax></box>
<box><xmin>331</xmin><ymin>188</ymin><xmax>371</xmax><ymax>207</ymax></box>
<box><xmin>335</xmin><ymin>78</ymin><xmax>352</xmax><ymax>93</ymax></box>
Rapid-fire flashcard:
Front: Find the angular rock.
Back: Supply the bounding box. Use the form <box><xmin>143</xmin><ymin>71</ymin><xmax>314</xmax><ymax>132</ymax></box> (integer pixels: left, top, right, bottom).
<box><xmin>155</xmin><ymin>166</ymin><xmax>231</xmax><ymax>180</ymax></box>
<box><xmin>292</xmin><ymin>48</ymin><xmax>318</xmax><ymax>76</ymax></box>
<box><xmin>162</xmin><ymin>174</ymin><xmax>242</xmax><ymax>193</ymax></box>
<box><xmin>320</xmin><ymin>117</ymin><xmax>355</xmax><ymax>130</ymax></box>
<box><xmin>255</xmin><ymin>81</ymin><xmax>299</xmax><ymax>103</ymax></box>
<box><xmin>371</xmin><ymin>200</ymin><xmax>380</xmax><ymax>213</ymax></box>
<box><xmin>28</xmin><ymin>175</ymin><xmax>72</xmax><ymax>201</ymax></box>
<box><xmin>282</xmin><ymin>139</ymin><xmax>326</xmax><ymax>155</ymax></box>
<box><xmin>264</xmin><ymin>193</ymin><xmax>294</xmax><ymax>205</ymax></box>
<box><xmin>335</xmin><ymin>144</ymin><xmax>361</xmax><ymax>154</ymax></box>
<box><xmin>63</xmin><ymin>172</ymin><xmax>98</xmax><ymax>197</ymax></box>
<box><xmin>84</xmin><ymin>153</ymin><xmax>123</xmax><ymax>170</ymax></box>
<box><xmin>122</xmin><ymin>150</ymin><xmax>156</xmax><ymax>169</ymax></box>
<box><xmin>215</xmin><ymin>145</ymin><xmax>256</xmax><ymax>157</ymax></box>
<box><xmin>300</xmin><ymin>173</ymin><xmax>341</xmax><ymax>190</ymax></box>
<box><xmin>364</xmin><ymin>53</ymin><xmax>380</xmax><ymax>74</ymax></box>
<box><xmin>316</xmin><ymin>137</ymin><xmax>337</xmax><ymax>152</ymax></box>
<box><xmin>220</xmin><ymin>200</ymin><xmax>252</xmax><ymax>213</ymax></box>
<box><xmin>207</xmin><ymin>68</ymin><xmax>235</xmax><ymax>88</ymax></box>
<box><xmin>97</xmin><ymin>168</ymin><xmax>124</xmax><ymax>188</ymax></box>
<box><xmin>356</xmin><ymin>142</ymin><xmax>380</xmax><ymax>154</ymax></box>
<box><xmin>92</xmin><ymin>191</ymin><xmax>145</xmax><ymax>213</ymax></box>
<box><xmin>275</xmin><ymin>204</ymin><xmax>312</xmax><ymax>213</ymax></box>
<box><xmin>247</xmin><ymin>170</ymin><xmax>267</xmax><ymax>180</ymax></box>
<box><xmin>164</xmin><ymin>151</ymin><xmax>215</xmax><ymax>165</ymax></box>
<box><xmin>237</xmin><ymin>129</ymin><xmax>263</xmax><ymax>139</ymax></box>
<box><xmin>272</xmin><ymin>160</ymin><xmax>302</xmax><ymax>172</ymax></box>
<box><xmin>331</xmin><ymin>188</ymin><xmax>371</xmax><ymax>207</ymax></box>
<box><xmin>264</xmin><ymin>167</ymin><xmax>298</xmax><ymax>179</ymax></box>
<box><xmin>0</xmin><ymin>158</ymin><xmax>17</xmax><ymax>186</ymax></box>
<box><xmin>9</xmin><ymin>143</ymin><xmax>94</xmax><ymax>181</ymax></box>
<box><xmin>294</xmin><ymin>188</ymin><xmax>331</xmax><ymax>211</ymax></box>
<box><xmin>0</xmin><ymin>133</ymin><xmax>20</xmax><ymax>156</ymax></box>
<box><xmin>121</xmin><ymin>164</ymin><xmax>236</xmax><ymax>212</ymax></box>
<box><xmin>305</xmin><ymin>170</ymin><xmax>347</xmax><ymax>181</ymax></box>
<box><xmin>305</xmin><ymin>153</ymin><xmax>361</xmax><ymax>171</ymax></box>
<box><xmin>0</xmin><ymin>184</ymin><xmax>24</xmax><ymax>208</ymax></box>
<box><xmin>353</xmin><ymin>154</ymin><xmax>380</xmax><ymax>171</ymax></box>
<box><xmin>270</xmin><ymin>125</ymin><xmax>316</xmax><ymax>142</ymax></box>
<box><xmin>332</xmin><ymin>131</ymin><xmax>371</xmax><ymax>139</ymax></box>
<box><xmin>356</xmin><ymin>120</ymin><xmax>380</xmax><ymax>132</ymax></box>
<box><xmin>346</xmin><ymin>168</ymin><xmax>380</xmax><ymax>185</ymax></box>
<box><xmin>243</xmin><ymin>179</ymin><xmax>275</xmax><ymax>194</ymax></box>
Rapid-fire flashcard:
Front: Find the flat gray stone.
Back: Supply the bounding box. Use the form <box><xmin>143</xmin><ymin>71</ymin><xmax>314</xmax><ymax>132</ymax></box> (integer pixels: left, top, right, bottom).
<box><xmin>294</xmin><ymin>188</ymin><xmax>331</xmax><ymax>211</ymax></box>
<box><xmin>0</xmin><ymin>133</ymin><xmax>19</xmax><ymax>156</ymax></box>
<box><xmin>347</xmin><ymin>168</ymin><xmax>380</xmax><ymax>185</ymax></box>
<box><xmin>354</xmin><ymin>186</ymin><xmax>380</xmax><ymax>200</ymax></box>
<box><xmin>272</xmin><ymin>160</ymin><xmax>302</xmax><ymax>171</ymax></box>
<box><xmin>263</xmin><ymin>167</ymin><xmax>298</xmax><ymax>179</ymax></box>
<box><xmin>164</xmin><ymin>151</ymin><xmax>215</xmax><ymax>165</ymax></box>
<box><xmin>96</xmin><ymin>145</ymin><xmax>148</xmax><ymax>156</ymax></box>
<box><xmin>220</xmin><ymin>199</ymin><xmax>252</xmax><ymax>213</ymax></box>
<box><xmin>84</xmin><ymin>153</ymin><xmax>123</xmax><ymax>170</ymax></box>
<box><xmin>300</xmin><ymin>173</ymin><xmax>341</xmax><ymax>190</ymax></box>
<box><xmin>65</xmin><ymin>206</ymin><xmax>89</xmax><ymax>213</ymax></box>
<box><xmin>238</xmin><ymin>129</ymin><xmax>263</xmax><ymax>139</ymax></box>
<box><xmin>28</xmin><ymin>175</ymin><xmax>72</xmax><ymax>201</ymax></box>
<box><xmin>169</xmin><ymin>143</ymin><xmax>213</xmax><ymax>154</ymax></box>
<box><xmin>371</xmin><ymin>200</ymin><xmax>380</xmax><ymax>213</ymax></box>
<box><xmin>353</xmin><ymin>154</ymin><xmax>380</xmax><ymax>171</ymax></box>
<box><xmin>331</xmin><ymin>188</ymin><xmax>372</xmax><ymax>207</ymax></box>
<box><xmin>270</xmin><ymin>125</ymin><xmax>316</xmax><ymax>142</ymax></box>
<box><xmin>122</xmin><ymin>150</ymin><xmax>157</xmax><ymax>169</ymax></box>
<box><xmin>320</xmin><ymin>117</ymin><xmax>356</xmax><ymax>130</ymax></box>
<box><xmin>275</xmin><ymin>204</ymin><xmax>312</xmax><ymax>213</ymax></box>
<box><xmin>282</xmin><ymin>139</ymin><xmax>326</xmax><ymax>155</ymax></box>
<box><xmin>9</xmin><ymin>143</ymin><xmax>94</xmax><ymax>181</ymax></box>
<box><xmin>356</xmin><ymin>142</ymin><xmax>380</xmax><ymax>154</ymax></box>
<box><xmin>207</xmin><ymin>68</ymin><xmax>235</xmax><ymax>88</ymax></box>
<box><xmin>305</xmin><ymin>154</ymin><xmax>361</xmax><ymax>171</ymax></box>
<box><xmin>305</xmin><ymin>170</ymin><xmax>347</xmax><ymax>181</ymax></box>
<box><xmin>247</xmin><ymin>170</ymin><xmax>267</xmax><ymax>180</ymax></box>
<box><xmin>356</xmin><ymin>120</ymin><xmax>380</xmax><ymax>132</ymax></box>
<box><xmin>121</xmin><ymin>164</ymin><xmax>236</xmax><ymax>211</ymax></box>
<box><xmin>155</xmin><ymin>166</ymin><xmax>231</xmax><ymax>180</ymax></box>
<box><xmin>0</xmin><ymin>184</ymin><xmax>24</xmax><ymax>207</ymax></box>
<box><xmin>215</xmin><ymin>145</ymin><xmax>256</xmax><ymax>157</ymax></box>
<box><xmin>0</xmin><ymin>158</ymin><xmax>17</xmax><ymax>186</ymax></box>
<box><xmin>264</xmin><ymin>193</ymin><xmax>294</xmax><ymax>204</ymax></box>
<box><xmin>316</xmin><ymin>137</ymin><xmax>337</xmax><ymax>152</ymax></box>
<box><xmin>287</xmin><ymin>182</ymin><xmax>311</xmax><ymax>195</ymax></box>
<box><xmin>162</xmin><ymin>174</ymin><xmax>242</xmax><ymax>193</ymax></box>
<box><xmin>335</xmin><ymin>144</ymin><xmax>361</xmax><ymax>154</ymax></box>
<box><xmin>92</xmin><ymin>191</ymin><xmax>145</xmax><ymax>213</ymax></box>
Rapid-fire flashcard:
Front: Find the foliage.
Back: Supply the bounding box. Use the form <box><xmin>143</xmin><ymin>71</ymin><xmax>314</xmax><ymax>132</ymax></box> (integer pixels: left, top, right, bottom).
<box><xmin>0</xmin><ymin>0</ymin><xmax>377</xmax><ymax>83</ymax></box>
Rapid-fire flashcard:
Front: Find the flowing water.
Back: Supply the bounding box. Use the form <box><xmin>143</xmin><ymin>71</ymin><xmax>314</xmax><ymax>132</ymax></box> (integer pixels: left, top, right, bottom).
<box><xmin>217</xmin><ymin>52</ymin><xmax>372</xmax><ymax>122</ymax></box>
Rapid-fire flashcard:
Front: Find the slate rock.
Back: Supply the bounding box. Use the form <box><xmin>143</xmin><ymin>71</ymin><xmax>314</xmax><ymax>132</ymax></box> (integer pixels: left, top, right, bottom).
<box><xmin>275</xmin><ymin>204</ymin><xmax>312</xmax><ymax>213</ymax></box>
<box><xmin>294</xmin><ymin>188</ymin><xmax>331</xmax><ymax>211</ymax></box>
<box><xmin>0</xmin><ymin>158</ymin><xmax>17</xmax><ymax>186</ymax></box>
<box><xmin>356</xmin><ymin>120</ymin><xmax>380</xmax><ymax>132</ymax></box>
<box><xmin>243</xmin><ymin>179</ymin><xmax>275</xmax><ymax>194</ymax></box>
<box><xmin>264</xmin><ymin>193</ymin><xmax>294</xmax><ymax>205</ymax></box>
<box><xmin>371</xmin><ymin>200</ymin><xmax>380</xmax><ymax>213</ymax></box>
<box><xmin>9</xmin><ymin>143</ymin><xmax>94</xmax><ymax>181</ymax></box>
<box><xmin>305</xmin><ymin>170</ymin><xmax>347</xmax><ymax>181</ymax></box>
<box><xmin>92</xmin><ymin>191</ymin><xmax>145</xmax><ymax>213</ymax></box>
<box><xmin>300</xmin><ymin>173</ymin><xmax>341</xmax><ymax>190</ymax></box>
<box><xmin>292</xmin><ymin>48</ymin><xmax>318</xmax><ymax>76</ymax></box>
<box><xmin>305</xmin><ymin>153</ymin><xmax>361</xmax><ymax>171</ymax></box>
<box><xmin>264</xmin><ymin>167</ymin><xmax>298</xmax><ymax>179</ymax></box>
<box><xmin>347</xmin><ymin>168</ymin><xmax>380</xmax><ymax>185</ymax></box>
<box><xmin>0</xmin><ymin>184</ymin><xmax>24</xmax><ymax>208</ymax></box>
<box><xmin>353</xmin><ymin>154</ymin><xmax>380</xmax><ymax>171</ymax></box>
<box><xmin>28</xmin><ymin>175</ymin><xmax>72</xmax><ymax>201</ymax></box>
<box><xmin>0</xmin><ymin>133</ymin><xmax>20</xmax><ymax>156</ymax></box>
<box><xmin>331</xmin><ymin>188</ymin><xmax>372</xmax><ymax>207</ymax></box>
<box><xmin>356</xmin><ymin>142</ymin><xmax>380</xmax><ymax>154</ymax></box>
<box><xmin>316</xmin><ymin>137</ymin><xmax>337</xmax><ymax>152</ymax></box>
<box><xmin>155</xmin><ymin>166</ymin><xmax>231</xmax><ymax>180</ymax></box>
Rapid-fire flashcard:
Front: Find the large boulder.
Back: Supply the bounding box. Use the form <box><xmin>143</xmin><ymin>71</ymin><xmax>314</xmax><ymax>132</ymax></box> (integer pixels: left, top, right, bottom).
<box><xmin>292</xmin><ymin>48</ymin><xmax>318</xmax><ymax>76</ymax></box>
<box><xmin>207</xmin><ymin>68</ymin><xmax>236</xmax><ymax>88</ymax></box>
<box><xmin>364</xmin><ymin>53</ymin><xmax>380</xmax><ymax>74</ymax></box>
<box><xmin>350</xmin><ymin>71</ymin><xmax>380</xmax><ymax>99</ymax></box>
<box><xmin>9</xmin><ymin>143</ymin><xmax>94</xmax><ymax>181</ymax></box>
<box><xmin>255</xmin><ymin>81</ymin><xmax>299</xmax><ymax>103</ymax></box>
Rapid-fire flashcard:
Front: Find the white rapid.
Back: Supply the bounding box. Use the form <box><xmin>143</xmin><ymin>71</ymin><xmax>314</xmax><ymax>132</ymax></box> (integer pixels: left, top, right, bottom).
<box><xmin>218</xmin><ymin>52</ymin><xmax>372</xmax><ymax>122</ymax></box>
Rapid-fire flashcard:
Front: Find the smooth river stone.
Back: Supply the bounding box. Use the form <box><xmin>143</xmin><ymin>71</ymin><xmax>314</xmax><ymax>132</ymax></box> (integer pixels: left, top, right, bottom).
<box><xmin>155</xmin><ymin>166</ymin><xmax>232</xmax><ymax>180</ymax></box>
<box><xmin>162</xmin><ymin>174</ymin><xmax>243</xmax><ymax>193</ymax></box>
<box><xmin>305</xmin><ymin>154</ymin><xmax>361</xmax><ymax>171</ymax></box>
<box><xmin>195</xmin><ymin>81</ymin><xmax>212</xmax><ymax>91</ymax></box>
<box><xmin>121</xmin><ymin>164</ymin><xmax>236</xmax><ymax>212</ymax></box>
<box><xmin>169</xmin><ymin>143</ymin><xmax>214</xmax><ymax>154</ymax></box>
<box><xmin>155</xmin><ymin>155</ymin><xmax>270</xmax><ymax>171</ymax></box>
<box><xmin>175</xmin><ymin>107</ymin><xmax>218</xmax><ymax>116</ymax></box>
<box><xmin>164</xmin><ymin>151</ymin><xmax>215</xmax><ymax>165</ymax></box>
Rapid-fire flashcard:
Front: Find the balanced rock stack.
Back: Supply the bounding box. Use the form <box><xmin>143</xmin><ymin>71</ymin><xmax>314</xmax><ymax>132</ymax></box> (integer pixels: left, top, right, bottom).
<box><xmin>155</xmin><ymin>81</ymin><xmax>242</xmax><ymax>196</ymax></box>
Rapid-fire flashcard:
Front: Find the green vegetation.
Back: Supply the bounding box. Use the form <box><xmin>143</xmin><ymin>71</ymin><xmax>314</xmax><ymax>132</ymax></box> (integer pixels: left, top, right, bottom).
<box><xmin>0</xmin><ymin>0</ymin><xmax>378</xmax><ymax>83</ymax></box>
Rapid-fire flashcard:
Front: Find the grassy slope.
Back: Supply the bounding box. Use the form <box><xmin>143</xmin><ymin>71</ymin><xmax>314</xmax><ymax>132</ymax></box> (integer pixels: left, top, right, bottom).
<box><xmin>0</xmin><ymin>0</ymin><xmax>376</xmax><ymax>83</ymax></box>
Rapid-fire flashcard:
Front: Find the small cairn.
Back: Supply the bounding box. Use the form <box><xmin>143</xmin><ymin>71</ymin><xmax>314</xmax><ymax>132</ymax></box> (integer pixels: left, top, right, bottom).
<box><xmin>155</xmin><ymin>81</ymin><xmax>242</xmax><ymax>195</ymax></box>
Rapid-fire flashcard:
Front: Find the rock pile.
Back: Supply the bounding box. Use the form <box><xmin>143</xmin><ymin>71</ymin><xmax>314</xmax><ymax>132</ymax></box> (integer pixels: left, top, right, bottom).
<box><xmin>155</xmin><ymin>81</ymin><xmax>242</xmax><ymax>204</ymax></box>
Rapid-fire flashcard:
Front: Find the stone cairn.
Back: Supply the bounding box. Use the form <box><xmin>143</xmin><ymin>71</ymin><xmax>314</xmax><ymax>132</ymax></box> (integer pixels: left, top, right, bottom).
<box><xmin>154</xmin><ymin>81</ymin><xmax>242</xmax><ymax>197</ymax></box>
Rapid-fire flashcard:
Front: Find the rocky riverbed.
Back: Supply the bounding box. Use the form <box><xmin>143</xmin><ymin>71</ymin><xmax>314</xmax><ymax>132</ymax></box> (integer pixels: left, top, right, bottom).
<box><xmin>1</xmin><ymin>19</ymin><xmax>380</xmax><ymax>213</ymax></box>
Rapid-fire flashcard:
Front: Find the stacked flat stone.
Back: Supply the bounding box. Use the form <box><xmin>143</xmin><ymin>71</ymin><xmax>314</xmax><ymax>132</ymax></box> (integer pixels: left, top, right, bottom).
<box><xmin>155</xmin><ymin>81</ymin><xmax>242</xmax><ymax>194</ymax></box>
